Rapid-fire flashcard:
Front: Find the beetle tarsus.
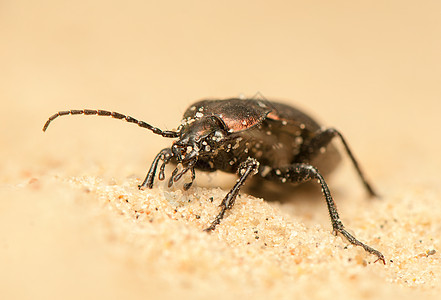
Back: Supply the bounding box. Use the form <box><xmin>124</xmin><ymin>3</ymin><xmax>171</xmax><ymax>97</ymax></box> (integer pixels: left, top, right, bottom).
<box><xmin>333</xmin><ymin>225</ymin><xmax>385</xmax><ymax>264</ymax></box>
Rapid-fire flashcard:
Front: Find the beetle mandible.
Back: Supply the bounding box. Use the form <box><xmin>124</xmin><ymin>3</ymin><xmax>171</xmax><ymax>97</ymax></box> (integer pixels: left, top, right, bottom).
<box><xmin>43</xmin><ymin>98</ymin><xmax>385</xmax><ymax>264</ymax></box>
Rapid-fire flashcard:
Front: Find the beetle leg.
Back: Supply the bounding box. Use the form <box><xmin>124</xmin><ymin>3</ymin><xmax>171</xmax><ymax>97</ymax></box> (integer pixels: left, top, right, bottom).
<box><xmin>138</xmin><ymin>148</ymin><xmax>173</xmax><ymax>190</ymax></box>
<box><xmin>263</xmin><ymin>163</ymin><xmax>385</xmax><ymax>264</ymax></box>
<box><xmin>204</xmin><ymin>157</ymin><xmax>260</xmax><ymax>232</ymax></box>
<box><xmin>298</xmin><ymin>128</ymin><xmax>378</xmax><ymax>197</ymax></box>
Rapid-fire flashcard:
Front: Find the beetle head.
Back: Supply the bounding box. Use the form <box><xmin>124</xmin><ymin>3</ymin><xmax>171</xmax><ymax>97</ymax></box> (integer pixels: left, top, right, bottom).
<box><xmin>164</xmin><ymin>115</ymin><xmax>227</xmax><ymax>189</ymax></box>
<box><xmin>172</xmin><ymin>115</ymin><xmax>227</xmax><ymax>165</ymax></box>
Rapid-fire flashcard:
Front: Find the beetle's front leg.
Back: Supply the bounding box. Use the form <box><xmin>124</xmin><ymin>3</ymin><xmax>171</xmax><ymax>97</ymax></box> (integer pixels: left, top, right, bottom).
<box><xmin>204</xmin><ymin>157</ymin><xmax>260</xmax><ymax>232</ymax></box>
<box><xmin>139</xmin><ymin>148</ymin><xmax>173</xmax><ymax>190</ymax></box>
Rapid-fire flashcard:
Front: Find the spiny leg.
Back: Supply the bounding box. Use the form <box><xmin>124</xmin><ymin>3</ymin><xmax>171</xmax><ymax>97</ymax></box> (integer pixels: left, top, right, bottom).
<box><xmin>139</xmin><ymin>148</ymin><xmax>173</xmax><ymax>190</ymax></box>
<box><xmin>204</xmin><ymin>157</ymin><xmax>260</xmax><ymax>232</ymax></box>
<box><xmin>297</xmin><ymin>127</ymin><xmax>377</xmax><ymax>197</ymax></box>
<box><xmin>263</xmin><ymin>163</ymin><xmax>385</xmax><ymax>264</ymax></box>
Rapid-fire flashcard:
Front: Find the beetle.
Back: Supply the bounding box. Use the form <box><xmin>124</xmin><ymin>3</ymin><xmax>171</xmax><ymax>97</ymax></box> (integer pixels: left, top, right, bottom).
<box><xmin>43</xmin><ymin>97</ymin><xmax>385</xmax><ymax>264</ymax></box>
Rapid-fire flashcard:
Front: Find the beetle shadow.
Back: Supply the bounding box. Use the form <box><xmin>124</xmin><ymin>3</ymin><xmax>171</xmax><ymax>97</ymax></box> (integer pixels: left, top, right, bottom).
<box><xmin>244</xmin><ymin>177</ymin><xmax>343</xmax><ymax>205</ymax></box>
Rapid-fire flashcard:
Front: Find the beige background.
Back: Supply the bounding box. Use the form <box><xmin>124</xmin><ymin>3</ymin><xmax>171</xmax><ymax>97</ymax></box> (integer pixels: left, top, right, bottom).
<box><xmin>1</xmin><ymin>1</ymin><xmax>441</xmax><ymax>299</ymax></box>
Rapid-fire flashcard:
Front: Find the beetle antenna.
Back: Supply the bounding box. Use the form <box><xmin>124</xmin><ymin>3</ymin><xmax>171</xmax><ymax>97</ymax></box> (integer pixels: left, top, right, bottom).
<box><xmin>42</xmin><ymin>109</ymin><xmax>179</xmax><ymax>138</ymax></box>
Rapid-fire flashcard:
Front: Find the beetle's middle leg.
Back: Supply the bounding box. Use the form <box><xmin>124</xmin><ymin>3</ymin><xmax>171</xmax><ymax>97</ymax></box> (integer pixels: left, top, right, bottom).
<box><xmin>262</xmin><ymin>163</ymin><xmax>385</xmax><ymax>263</ymax></box>
<box><xmin>297</xmin><ymin>128</ymin><xmax>377</xmax><ymax>197</ymax></box>
<box><xmin>204</xmin><ymin>157</ymin><xmax>260</xmax><ymax>232</ymax></box>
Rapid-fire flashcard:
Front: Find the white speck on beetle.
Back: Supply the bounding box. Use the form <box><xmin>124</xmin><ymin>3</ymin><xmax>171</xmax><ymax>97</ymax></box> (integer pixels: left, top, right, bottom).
<box><xmin>260</xmin><ymin>166</ymin><xmax>271</xmax><ymax>177</ymax></box>
<box><xmin>232</xmin><ymin>137</ymin><xmax>242</xmax><ymax>150</ymax></box>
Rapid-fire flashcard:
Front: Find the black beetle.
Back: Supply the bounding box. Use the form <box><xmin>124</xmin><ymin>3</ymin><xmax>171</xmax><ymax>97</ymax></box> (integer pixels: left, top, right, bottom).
<box><xmin>43</xmin><ymin>97</ymin><xmax>385</xmax><ymax>264</ymax></box>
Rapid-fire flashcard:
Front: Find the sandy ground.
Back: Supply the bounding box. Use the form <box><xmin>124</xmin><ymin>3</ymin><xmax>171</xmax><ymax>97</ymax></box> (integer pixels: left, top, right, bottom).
<box><xmin>1</xmin><ymin>1</ymin><xmax>441</xmax><ymax>299</ymax></box>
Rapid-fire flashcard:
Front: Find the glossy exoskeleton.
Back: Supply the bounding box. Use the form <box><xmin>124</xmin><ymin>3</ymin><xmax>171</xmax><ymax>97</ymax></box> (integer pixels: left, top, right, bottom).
<box><xmin>43</xmin><ymin>98</ymin><xmax>385</xmax><ymax>263</ymax></box>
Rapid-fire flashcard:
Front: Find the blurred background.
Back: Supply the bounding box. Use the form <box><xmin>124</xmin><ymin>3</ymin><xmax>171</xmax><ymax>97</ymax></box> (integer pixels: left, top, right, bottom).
<box><xmin>1</xmin><ymin>0</ymin><xmax>441</xmax><ymax>299</ymax></box>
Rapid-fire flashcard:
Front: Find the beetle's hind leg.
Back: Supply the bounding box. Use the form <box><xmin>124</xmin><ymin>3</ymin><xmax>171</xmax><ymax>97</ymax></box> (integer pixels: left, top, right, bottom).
<box><xmin>204</xmin><ymin>157</ymin><xmax>260</xmax><ymax>232</ymax></box>
<box><xmin>139</xmin><ymin>148</ymin><xmax>173</xmax><ymax>190</ymax></box>
<box><xmin>297</xmin><ymin>128</ymin><xmax>378</xmax><ymax>197</ymax></box>
<box><xmin>262</xmin><ymin>163</ymin><xmax>385</xmax><ymax>264</ymax></box>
